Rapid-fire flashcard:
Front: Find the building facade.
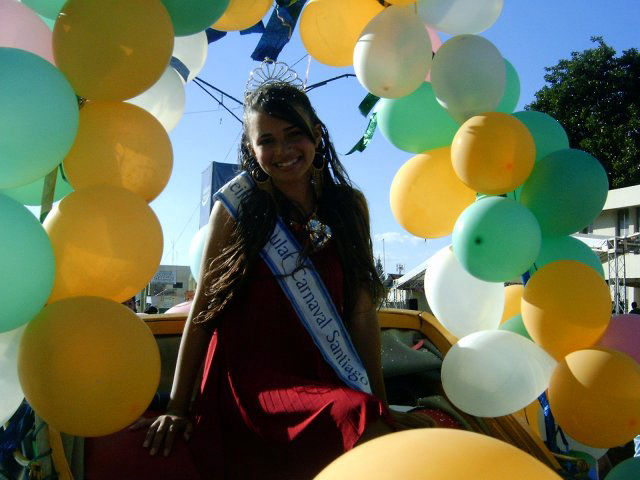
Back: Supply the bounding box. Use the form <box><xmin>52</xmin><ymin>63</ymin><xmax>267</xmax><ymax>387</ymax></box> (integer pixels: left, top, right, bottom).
<box><xmin>141</xmin><ymin>265</ymin><xmax>196</xmax><ymax>313</ymax></box>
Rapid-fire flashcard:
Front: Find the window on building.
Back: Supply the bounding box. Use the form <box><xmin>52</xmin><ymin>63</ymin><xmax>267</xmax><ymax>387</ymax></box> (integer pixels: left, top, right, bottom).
<box><xmin>636</xmin><ymin>207</ymin><xmax>640</xmax><ymax>234</ymax></box>
<box><xmin>617</xmin><ymin>208</ymin><xmax>630</xmax><ymax>237</ymax></box>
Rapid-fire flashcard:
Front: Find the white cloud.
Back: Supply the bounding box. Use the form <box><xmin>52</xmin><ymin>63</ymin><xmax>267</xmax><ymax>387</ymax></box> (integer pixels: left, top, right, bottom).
<box><xmin>372</xmin><ymin>232</ymin><xmax>451</xmax><ymax>274</ymax></box>
<box><xmin>373</xmin><ymin>231</ymin><xmax>425</xmax><ymax>246</ymax></box>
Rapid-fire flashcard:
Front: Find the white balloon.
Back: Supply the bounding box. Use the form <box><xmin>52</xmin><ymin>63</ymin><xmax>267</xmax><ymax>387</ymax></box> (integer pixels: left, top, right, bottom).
<box><xmin>354</xmin><ymin>6</ymin><xmax>432</xmax><ymax>98</ymax></box>
<box><xmin>442</xmin><ymin>330</ymin><xmax>556</xmax><ymax>417</ymax></box>
<box><xmin>1</xmin><ymin>325</ymin><xmax>26</xmax><ymax>425</ymax></box>
<box><xmin>430</xmin><ymin>34</ymin><xmax>505</xmax><ymax>123</ymax></box>
<box><xmin>188</xmin><ymin>224</ymin><xmax>209</xmax><ymax>281</ymax></box>
<box><xmin>424</xmin><ymin>245</ymin><xmax>504</xmax><ymax>338</ymax></box>
<box><xmin>126</xmin><ymin>67</ymin><xmax>186</xmax><ymax>132</ymax></box>
<box><xmin>417</xmin><ymin>0</ymin><xmax>504</xmax><ymax>35</ymax></box>
<box><xmin>172</xmin><ymin>31</ymin><xmax>209</xmax><ymax>83</ymax></box>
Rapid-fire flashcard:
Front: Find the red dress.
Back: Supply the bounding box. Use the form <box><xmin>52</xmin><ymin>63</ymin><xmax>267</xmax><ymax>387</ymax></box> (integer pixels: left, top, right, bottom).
<box><xmin>189</xmin><ymin>241</ymin><xmax>389</xmax><ymax>479</ymax></box>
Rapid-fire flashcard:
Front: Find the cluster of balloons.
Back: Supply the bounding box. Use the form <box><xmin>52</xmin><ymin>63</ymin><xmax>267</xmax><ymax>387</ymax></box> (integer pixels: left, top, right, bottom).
<box><xmin>300</xmin><ymin>0</ymin><xmax>640</xmax><ymax>459</ymax></box>
<box><xmin>0</xmin><ymin>0</ymin><xmax>275</xmax><ymax>437</ymax></box>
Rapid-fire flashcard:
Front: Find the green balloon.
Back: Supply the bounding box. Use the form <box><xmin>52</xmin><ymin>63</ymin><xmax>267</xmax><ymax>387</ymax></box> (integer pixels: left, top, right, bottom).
<box><xmin>0</xmin><ymin>48</ymin><xmax>79</xmax><ymax>189</ymax></box>
<box><xmin>513</xmin><ymin>110</ymin><xmax>569</xmax><ymax>163</ymax></box>
<box><xmin>38</xmin><ymin>14</ymin><xmax>56</xmax><ymax>30</ymax></box>
<box><xmin>604</xmin><ymin>457</ymin><xmax>640</xmax><ymax>480</ymax></box>
<box><xmin>496</xmin><ymin>59</ymin><xmax>520</xmax><ymax>114</ymax></box>
<box><xmin>376</xmin><ymin>82</ymin><xmax>459</xmax><ymax>153</ymax></box>
<box><xmin>453</xmin><ymin>196</ymin><xmax>541</xmax><ymax>282</ymax></box>
<box><xmin>161</xmin><ymin>0</ymin><xmax>230</xmax><ymax>36</ymax></box>
<box><xmin>519</xmin><ymin>149</ymin><xmax>609</xmax><ymax>237</ymax></box>
<box><xmin>499</xmin><ymin>314</ymin><xmax>532</xmax><ymax>340</ymax></box>
<box><xmin>1</xmin><ymin>167</ymin><xmax>73</xmax><ymax>206</ymax></box>
<box><xmin>567</xmin><ymin>451</ymin><xmax>597</xmax><ymax>473</ymax></box>
<box><xmin>508</xmin><ymin>111</ymin><xmax>569</xmax><ymax>201</ymax></box>
<box><xmin>0</xmin><ymin>194</ymin><xmax>55</xmax><ymax>332</ymax></box>
<box><xmin>529</xmin><ymin>236</ymin><xmax>604</xmax><ymax>279</ymax></box>
<box><xmin>21</xmin><ymin>0</ymin><xmax>67</xmax><ymax>19</ymax></box>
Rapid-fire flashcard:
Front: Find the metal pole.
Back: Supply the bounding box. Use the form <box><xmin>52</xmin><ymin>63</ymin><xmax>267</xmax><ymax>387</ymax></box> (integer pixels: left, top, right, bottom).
<box><xmin>382</xmin><ymin>238</ymin><xmax>386</xmax><ymax>274</ymax></box>
<box><xmin>613</xmin><ymin>238</ymin><xmax>620</xmax><ymax>313</ymax></box>
<box><xmin>623</xmin><ymin>237</ymin><xmax>627</xmax><ymax>312</ymax></box>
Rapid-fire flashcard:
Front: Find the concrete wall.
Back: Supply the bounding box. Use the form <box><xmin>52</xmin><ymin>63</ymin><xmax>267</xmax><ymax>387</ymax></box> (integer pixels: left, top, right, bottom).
<box><xmin>603</xmin><ymin>185</ymin><xmax>640</xmax><ymax>211</ymax></box>
<box><xmin>592</xmin><ymin>210</ymin><xmax>617</xmax><ymax>237</ymax></box>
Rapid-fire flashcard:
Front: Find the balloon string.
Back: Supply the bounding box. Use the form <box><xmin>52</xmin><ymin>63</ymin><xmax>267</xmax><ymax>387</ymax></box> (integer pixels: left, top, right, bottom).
<box><xmin>538</xmin><ymin>392</ymin><xmax>558</xmax><ymax>452</ymax></box>
<box><xmin>538</xmin><ymin>392</ymin><xmax>571</xmax><ymax>455</ymax></box>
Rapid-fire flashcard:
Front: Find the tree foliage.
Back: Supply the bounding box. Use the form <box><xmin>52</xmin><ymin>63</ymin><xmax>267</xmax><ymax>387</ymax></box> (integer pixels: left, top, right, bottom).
<box><xmin>526</xmin><ymin>37</ymin><xmax>640</xmax><ymax>188</ymax></box>
<box><xmin>375</xmin><ymin>256</ymin><xmax>384</xmax><ymax>280</ymax></box>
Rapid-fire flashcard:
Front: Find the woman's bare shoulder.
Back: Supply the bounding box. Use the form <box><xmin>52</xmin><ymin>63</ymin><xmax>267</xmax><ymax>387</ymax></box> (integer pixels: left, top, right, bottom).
<box><xmin>206</xmin><ymin>200</ymin><xmax>236</xmax><ymax>252</ymax></box>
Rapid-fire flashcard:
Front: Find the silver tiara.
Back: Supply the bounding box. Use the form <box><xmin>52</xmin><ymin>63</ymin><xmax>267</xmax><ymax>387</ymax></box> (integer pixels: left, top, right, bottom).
<box><xmin>245</xmin><ymin>58</ymin><xmax>305</xmax><ymax>97</ymax></box>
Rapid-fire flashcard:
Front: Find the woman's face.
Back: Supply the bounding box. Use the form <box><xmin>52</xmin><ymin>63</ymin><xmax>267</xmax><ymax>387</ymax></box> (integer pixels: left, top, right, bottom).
<box><xmin>246</xmin><ymin>109</ymin><xmax>320</xmax><ymax>189</ymax></box>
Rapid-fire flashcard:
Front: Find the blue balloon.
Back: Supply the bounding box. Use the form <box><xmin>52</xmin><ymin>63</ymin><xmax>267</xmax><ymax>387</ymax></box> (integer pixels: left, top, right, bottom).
<box><xmin>0</xmin><ymin>48</ymin><xmax>79</xmax><ymax>189</ymax></box>
<box><xmin>0</xmin><ymin>194</ymin><xmax>55</xmax><ymax>332</ymax></box>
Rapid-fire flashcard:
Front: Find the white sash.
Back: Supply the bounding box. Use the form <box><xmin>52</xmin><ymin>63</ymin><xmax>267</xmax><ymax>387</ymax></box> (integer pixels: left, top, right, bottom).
<box><xmin>214</xmin><ymin>172</ymin><xmax>372</xmax><ymax>394</ymax></box>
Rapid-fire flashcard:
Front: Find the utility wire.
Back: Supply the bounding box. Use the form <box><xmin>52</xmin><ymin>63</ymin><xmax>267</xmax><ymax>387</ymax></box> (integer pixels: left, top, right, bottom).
<box><xmin>194</xmin><ymin>76</ymin><xmax>244</xmax><ymax>105</ymax></box>
<box><xmin>304</xmin><ymin>73</ymin><xmax>356</xmax><ymax>92</ymax></box>
<box><xmin>290</xmin><ymin>53</ymin><xmax>309</xmax><ymax>68</ymax></box>
<box><xmin>192</xmin><ymin>73</ymin><xmax>357</xmax><ymax>123</ymax></box>
<box><xmin>193</xmin><ymin>78</ymin><xmax>243</xmax><ymax>124</ymax></box>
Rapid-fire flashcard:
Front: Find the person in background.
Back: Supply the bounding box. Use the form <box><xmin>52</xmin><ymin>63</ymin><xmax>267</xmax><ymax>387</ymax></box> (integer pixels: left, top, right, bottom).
<box><xmin>122</xmin><ymin>296</ymin><xmax>137</xmax><ymax>313</ymax></box>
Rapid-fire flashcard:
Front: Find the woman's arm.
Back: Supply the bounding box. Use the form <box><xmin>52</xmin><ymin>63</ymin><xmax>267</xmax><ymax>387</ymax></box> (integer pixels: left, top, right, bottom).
<box><xmin>140</xmin><ymin>200</ymin><xmax>235</xmax><ymax>455</ymax></box>
<box><xmin>348</xmin><ymin>191</ymin><xmax>435</xmax><ymax>431</ymax></box>
<box><xmin>166</xmin><ymin>201</ymin><xmax>235</xmax><ymax>414</ymax></box>
<box><xmin>349</xmin><ymin>287</ymin><xmax>387</xmax><ymax>404</ymax></box>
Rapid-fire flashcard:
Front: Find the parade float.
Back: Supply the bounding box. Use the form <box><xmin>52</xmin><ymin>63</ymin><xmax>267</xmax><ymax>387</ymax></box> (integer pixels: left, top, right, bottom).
<box><xmin>1</xmin><ymin>0</ymin><xmax>639</xmax><ymax>479</ymax></box>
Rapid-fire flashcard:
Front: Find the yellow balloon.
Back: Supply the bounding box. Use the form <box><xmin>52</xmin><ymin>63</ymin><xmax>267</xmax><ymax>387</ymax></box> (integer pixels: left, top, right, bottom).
<box><xmin>18</xmin><ymin>297</ymin><xmax>160</xmax><ymax>436</ymax></box>
<box><xmin>501</xmin><ymin>284</ymin><xmax>524</xmax><ymax>323</ymax></box>
<box><xmin>64</xmin><ymin>101</ymin><xmax>173</xmax><ymax>203</ymax></box>
<box><xmin>299</xmin><ymin>0</ymin><xmax>383</xmax><ymax>67</ymax></box>
<box><xmin>549</xmin><ymin>348</ymin><xmax>640</xmax><ymax>448</ymax></box>
<box><xmin>519</xmin><ymin>399</ymin><xmax>541</xmax><ymax>439</ymax></box>
<box><xmin>390</xmin><ymin>147</ymin><xmax>476</xmax><ymax>238</ymax></box>
<box><xmin>212</xmin><ymin>0</ymin><xmax>272</xmax><ymax>31</ymax></box>
<box><xmin>44</xmin><ymin>185</ymin><xmax>163</xmax><ymax>303</ymax></box>
<box><xmin>315</xmin><ymin>429</ymin><xmax>562</xmax><ymax>479</ymax></box>
<box><xmin>451</xmin><ymin>112</ymin><xmax>535</xmax><ymax>195</ymax></box>
<box><xmin>521</xmin><ymin>261</ymin><xmax>611</xmax><ymax>360</ymax></box>
<box><xmin>53</xmin><ymin>0</ymin><xmax>174</xmax><ymax>101</ymax></box>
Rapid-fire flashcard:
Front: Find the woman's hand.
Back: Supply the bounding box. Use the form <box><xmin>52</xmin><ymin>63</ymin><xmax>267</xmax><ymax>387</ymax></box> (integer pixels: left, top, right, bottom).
<box><xmin>390</xmin><ymin>410</ymin><xmax>436</xmax><ymax>431</ymax></box>
<box><xmin>129</xmin><ymin>412</ymin><xmax>193</xmax><ymax>457</ymax></box>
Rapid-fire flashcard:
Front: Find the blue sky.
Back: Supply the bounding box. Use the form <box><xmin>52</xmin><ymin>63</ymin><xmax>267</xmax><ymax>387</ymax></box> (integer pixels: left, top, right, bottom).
<box><xmin>154</xmin><ymin>0</ymin><xmax>640</xmax><ymax>274</ymax></box>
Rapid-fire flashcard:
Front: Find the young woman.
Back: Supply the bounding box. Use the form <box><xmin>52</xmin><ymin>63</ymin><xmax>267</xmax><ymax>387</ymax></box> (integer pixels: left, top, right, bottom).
<box><xmin>138</xmin><ymin>81</ymin><xmax>432</xmax><ymax>479</ymax></box>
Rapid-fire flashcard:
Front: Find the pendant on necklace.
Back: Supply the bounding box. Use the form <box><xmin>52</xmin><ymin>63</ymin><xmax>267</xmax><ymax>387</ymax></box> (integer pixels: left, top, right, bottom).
<box><xmin>305</xmin><ymin>214</ymin><xmax>332</xmax><ymax>251</ymax></box>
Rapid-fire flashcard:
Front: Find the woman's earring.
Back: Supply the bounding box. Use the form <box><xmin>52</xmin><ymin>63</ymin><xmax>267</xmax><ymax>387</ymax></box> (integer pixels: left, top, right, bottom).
<box><xmin>311</xmin><ymin>152</ymin><xmax>324</xmax><ymax>198</ymax></box>
<box><xmin>250</xmin><ymin>163</ymin><xmax>273</xmax><ymax>194</ymax></box>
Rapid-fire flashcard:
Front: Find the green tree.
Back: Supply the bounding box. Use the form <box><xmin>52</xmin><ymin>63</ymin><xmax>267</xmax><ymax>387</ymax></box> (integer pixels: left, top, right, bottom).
<box><xmin>375</xmin><ymin>256</ymin><xmax>385</xmax><ymax>280</ymax></box>
<box><xmin>526</xmin><ymin>37</ymin><xmax>640</xmax><ymax>188</ymax></box>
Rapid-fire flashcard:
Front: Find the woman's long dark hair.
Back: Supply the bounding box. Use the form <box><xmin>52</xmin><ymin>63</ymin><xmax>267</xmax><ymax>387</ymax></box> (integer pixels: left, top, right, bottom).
<box><xmin>194</xmin><ymin>82</ymin><xmax>383</xmax><ymax>330</ymax></box>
